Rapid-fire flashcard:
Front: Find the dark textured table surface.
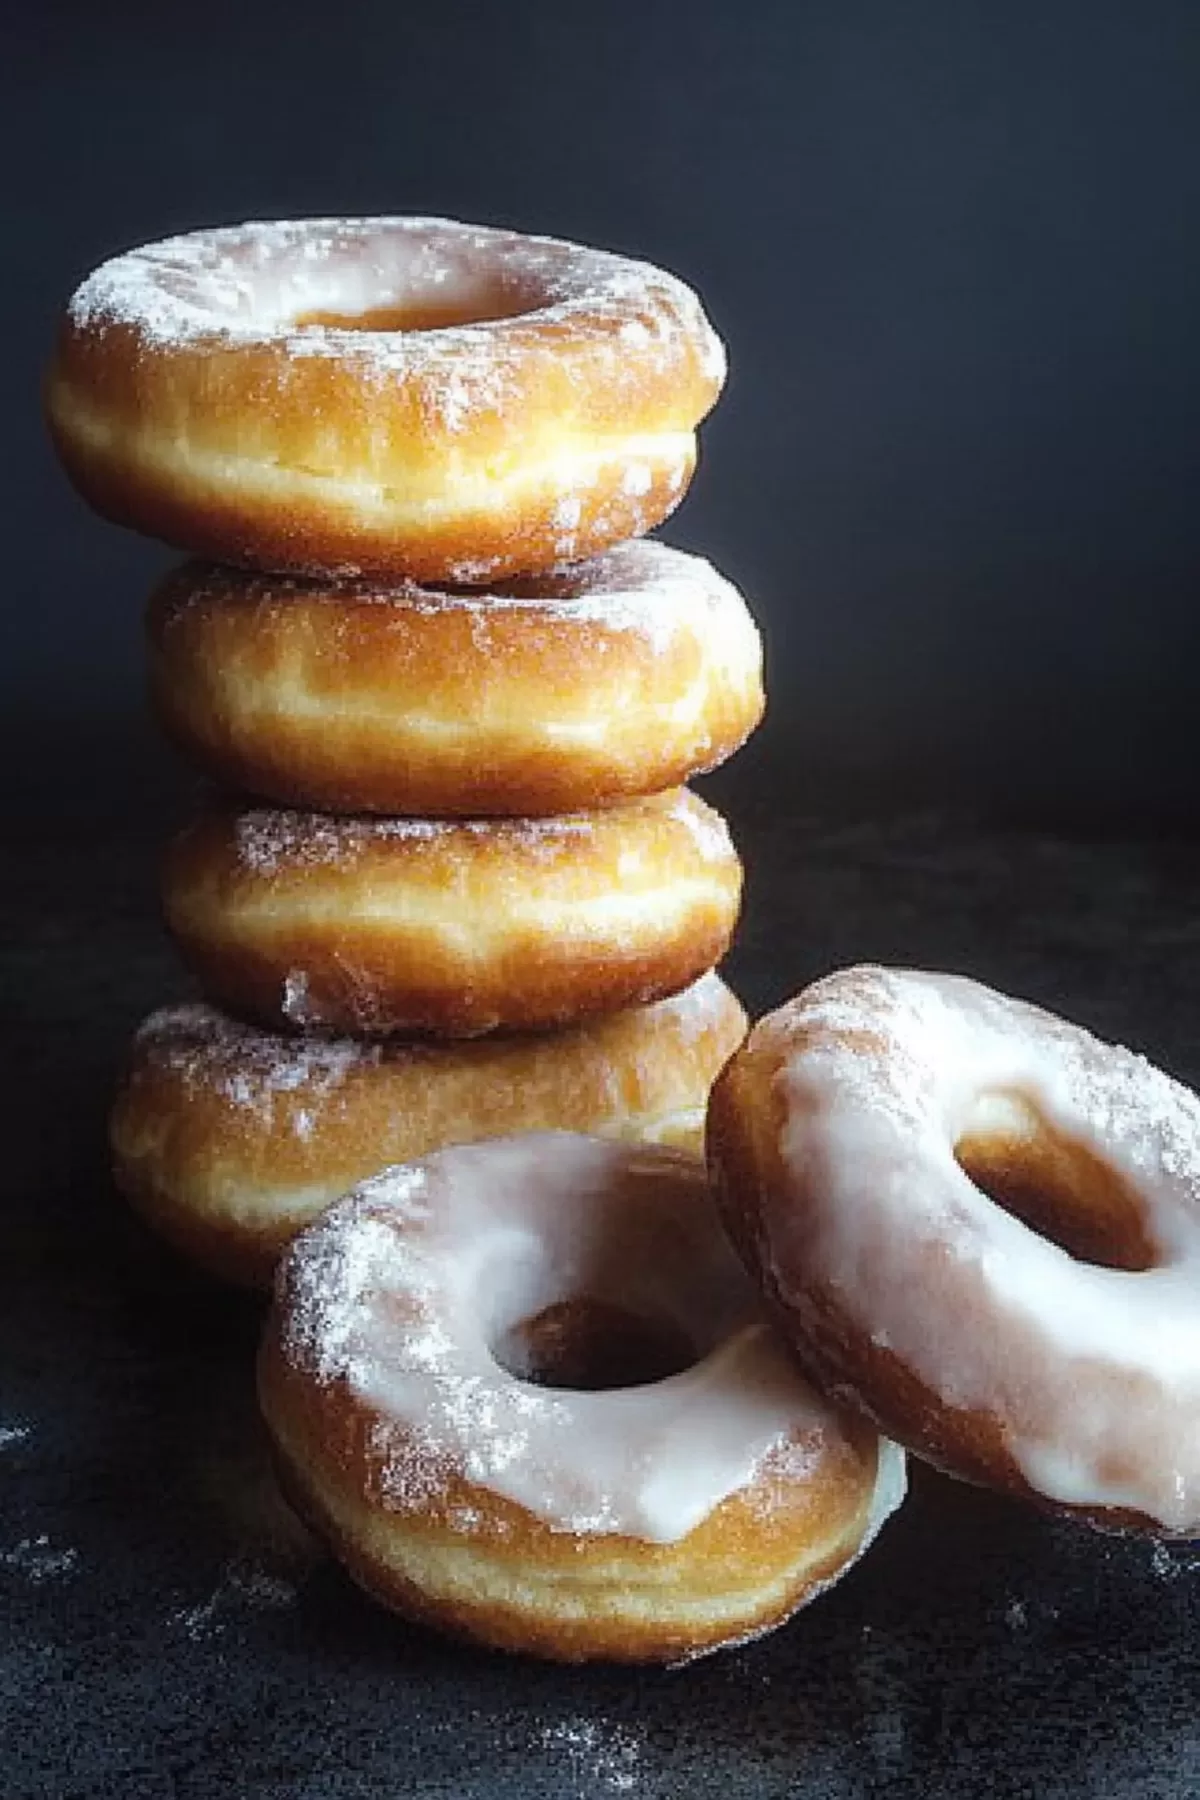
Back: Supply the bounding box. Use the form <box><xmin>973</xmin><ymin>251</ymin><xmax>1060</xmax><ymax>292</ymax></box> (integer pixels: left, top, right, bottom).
<box><xmin>5</xmin><ymin>771</ymin><xmax>1200</xmax><ymax>1799</ymax></box>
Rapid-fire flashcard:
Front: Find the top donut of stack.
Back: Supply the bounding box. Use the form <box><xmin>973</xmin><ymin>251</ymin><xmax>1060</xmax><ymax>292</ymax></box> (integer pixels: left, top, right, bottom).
<box><xmin>45</xmin><ymin>216</ymin><xmax>726</xmax><ymax>584</ymax></box>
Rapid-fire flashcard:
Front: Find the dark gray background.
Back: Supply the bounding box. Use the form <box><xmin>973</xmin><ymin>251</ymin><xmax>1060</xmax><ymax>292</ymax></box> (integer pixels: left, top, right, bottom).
<box><xmin>8</xmin><ymin>12</ymin><xmax>1200</xmax><ymax>1793</ymax></box>
<box><xmin>7</xmin><ymin>0</ymin><xmax>1200</xmax><ymax>827</ymax></box>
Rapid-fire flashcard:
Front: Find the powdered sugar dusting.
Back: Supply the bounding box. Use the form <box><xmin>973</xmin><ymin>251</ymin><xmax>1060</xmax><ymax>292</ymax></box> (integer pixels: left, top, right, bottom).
<box><xmin>280</xmin><ymin>1182</ymin><xmax>429</xmax><ymax>1385</ymax></box>
<box><xmin>127</xmin><ymin>977</ymin><xmax>739</xmax><ymax>1167</ymax></box>
<box><xmin>645</xmin><ymin>970</ymin><xmax>743</xmax><ymax>1048</ymax></box>
<box><xmin>64</xmin><ymin>216</ymin><xmax>725</xmax><ymax>435</ymax></box>
<box><xmin>281</xmin><ymin>970</ymin><xmax>312</xmax><ymax>1026</ymax></box>
<box><xmin>0</xmin><ymin>1536</ymin><xmax>79</xmax><ymax>1584</ymax></box>
<box><xmin>158</xmin><ymin>537</ymin><xmax>758</xmax><ymax>664</ymax></box>
<box><xmin>231</xmin><ymin>805</ymin><xmax>597</xmax><ymax>876</ymax></box>
<box><xmin>537</xmin><ymin>1716</ymin><xmax>644</xmax><ymax>1793</ymax></box>
<box><xmin>133</xmin><ymin>1002</ymin><xmax>380</xmax><ymax>1113</ymax></box>
<box><xmin>171</xmin><ymin>1554</ymin><xmax>300</xmax><ymax>1640</ymax></box>
<box><xmin>1147</xmin><ymin>1540</ymin><xmax>1200</xmax><ymax>1581</ymax></box>
<box><xmin>667</xmin><ymin>789</ymin><xmax>737</xmax><ymax>863</ymax></box>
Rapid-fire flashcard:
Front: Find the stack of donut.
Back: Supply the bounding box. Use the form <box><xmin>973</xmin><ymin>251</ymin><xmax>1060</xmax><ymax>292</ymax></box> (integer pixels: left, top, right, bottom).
<box><xmin>48</xmin><ymin>217</ymin><xmax>917</xmax><ymax>1665</ymax></box>
<box><xmin>47</xmin><ymin>216</ymin><xmax>763</xmax><ymax>1289</ymax></box>
<box><xmin>46</xmin><ymin>219</ymin><xmax>1200</xmax><ymax>1671</ymax></box>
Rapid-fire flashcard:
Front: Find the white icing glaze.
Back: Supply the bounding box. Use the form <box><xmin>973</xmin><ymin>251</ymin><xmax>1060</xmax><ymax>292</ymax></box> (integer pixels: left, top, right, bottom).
<box><xmin>65</xmin><ymin>216</ymin><xmax>726</xmax><ymax>429</ymax></box>
<box><xmin>161</xmin><ymin>537</ymin><xmax>759</xmax><ymax>665</ymax></box>
<box><xmin>278</xmin><ymin>1134</ymin><xmax>900</xmax><ymax>1543</ymax></box>
<box><xmin>770</xmin><ymin>966</ymin><xmax>1200</xmax><ymax>1531</ymax></box>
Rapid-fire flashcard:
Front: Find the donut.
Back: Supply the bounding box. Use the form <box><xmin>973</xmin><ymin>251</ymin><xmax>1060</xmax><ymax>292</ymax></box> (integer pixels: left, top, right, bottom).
<box><xmin>109</xmin><ymin>974</ymin><xmax>748</xmax><ymax>1288</ymax></box>
<box><xmin>46</xmin><ymin>217</ymin><xmax>724</xmax><ymax>582</ymax></box>
<box><xmin>707</xmin><ymin>964</ymin><xmax>1200</xmax><ymax>1537</ymax></box>
<box><xmin>258</xmin><ymin>1133</ymin><xmax>907</xmax><ymax>1663</ymax></box>
<box><xmin>146</xmin><ymin>541</ymin><xmax>763</xmax><ymax>816</ymax></box>
<box><xmin>161</xmin><ymin>789</ymin><xmax>741</xmax><ymax>1037</ymax></box>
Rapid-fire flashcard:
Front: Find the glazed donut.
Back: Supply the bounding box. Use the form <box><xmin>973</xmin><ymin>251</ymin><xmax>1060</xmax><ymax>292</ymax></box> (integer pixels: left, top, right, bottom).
<box><xmin>110</xmin><ymin>974</ymin><xmax>748</xmax><ymax>1288</ymax></box>
<box><xmin>162</xmin><ymin>789</ymin><xmax>741</xmax><ymax>1037</ymax></box>
<box><xmin>258</xmin><ymin>1133</ymin><xmax>907</xmax><ymax>1663</ymax></box>
<box><xmin>708</xmin><ymin>964</ymin><xmax>1200</xmax><ymax>1537</ymax></box>
<box><xmin>146</xmin><ymin>541</ymin><xmax>763</xmax><ymax>816</ymax></box>
<box><xmin>46</xmin><ymin>217</ymin><xmax>724</xmax><ymax>582</ymax></box>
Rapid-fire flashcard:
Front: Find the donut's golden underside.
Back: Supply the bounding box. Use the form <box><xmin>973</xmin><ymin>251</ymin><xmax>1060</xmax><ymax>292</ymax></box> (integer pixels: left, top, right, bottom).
<box><xmin>706</xmin><ymin>1018</ymin><xmax>1169</xmax><ymax>1535</ymax></box>
<box><xmin>146</xmin><ymin>562</ymin><xmax>764</xmax><ymax>816</ymax></box>
<box><xmin>162</xmin><ymin>793</ymin><xmax>743</xmax><ymax>1038</ymax></box>
<box><xmin>257</xmin><ymin>1330</ymin><xmax>887</xmax><ymax>1664</ymax></box>
<box><xmin>45</xmin><ymin>303</ymin><xmax>717</xmax><ymax>581</ymax></box>
<box><xmin>110</xmin><ymin>980</ymin><xmax>748</xmax><ymax>1288</ymax></box>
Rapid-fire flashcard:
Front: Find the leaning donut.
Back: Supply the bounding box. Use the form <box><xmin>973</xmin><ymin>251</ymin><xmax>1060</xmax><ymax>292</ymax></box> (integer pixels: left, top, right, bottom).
<box><xmin>708</xmin><ymin>964</ymin><xmax>1200</xmax><ymax>1537</ymax></box>
<box><xmin>162</xmin><ymin>790</ymin><xmax>742</xmax><ymax>1037</ymax></box>
<box><xmin>147</xmin><ymin>541</ymin><xmax>763</xmax><ymax>816</ymax></box>
<box><xmin>110</xmin><ymin>974</ymin><xmax>747</xmax><ymax>1288</ymax></box>
<box><xmin>258</xmin><ymin>1133</ymin><xmax>907</xmax><ymax>1663</ymax></box>
<box><xmin>46</xmin><ymin>217</ymin><xmax>724</xmax><ymax>582</ymax></box>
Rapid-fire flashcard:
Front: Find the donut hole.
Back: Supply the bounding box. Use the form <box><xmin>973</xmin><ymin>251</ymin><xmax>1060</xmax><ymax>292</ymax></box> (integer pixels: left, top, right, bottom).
<box><xmin>493</xmin><ymin>1298</ymin><xmax>699</xmax><ymax>1392</ymax></box>
<box><xmin>293</xmin><ymin>285</ymin><xmax>535</xmax><ymax>335</ymax></box>
<box><xmin>955</xmin><ymin>1090</ymin><xmax>1159</xmax><ymax>1271</ymax></box>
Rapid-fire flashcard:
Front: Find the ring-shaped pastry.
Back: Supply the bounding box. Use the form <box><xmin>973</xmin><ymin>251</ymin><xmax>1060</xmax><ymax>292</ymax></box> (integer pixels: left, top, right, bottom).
<box><xmin>258</xmin><ymin>1133</ymin><xmax>907</xmax><ymax>1662</ymax></box>
<box><xmin>162</xmin><ymin>789</ymin><xmax>742</xmax><ymax>1038</ymax></box>
<box><xmin>708</xmin><ymin>964</ymin><xmax>1200</xmax><ymax>1536</ymax></box>
<box><xmin>110</xmin><ymin>975</ymin><xmax>747</xmax><ymax>1287</ymax></box>
<box><xmin>47</xmin><ymin>216</ymin><xmax>725</xmax><ymax>581</ymax></box>
<box><xmin>147</xmin><ymin>541</ymin><xmax>763</xmax><ymax>816</ymax></box>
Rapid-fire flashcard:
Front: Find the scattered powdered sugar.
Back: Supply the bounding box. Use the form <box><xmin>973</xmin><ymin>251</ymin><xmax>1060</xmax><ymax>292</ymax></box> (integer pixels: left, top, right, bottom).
<box><xmin>0</xmin><ymin>1536</ymin><xmax>79</xmax><ymax>1584</ymax></box>
<box><xmin>134</xmin><ymin>1002</ymin><xmax>380</xmax><ymax>1113</ymax></box>
<box><xmin>1147</xmin><ymin>1540</ymin><xmax>1200</xmax><ymax>1581</ymax></box>
<box><xmin>739</xmin><ymin>1432</ymin><xmax>822</xmax><ymax>1523</ymax></box>
<box><xmin>170</xmin><ymin>1554</ymin><xmax>300</xmax><ymax>1640</ymax></box>
<box><xmin>230</xmin><ymin>805</ymin><xmax>602</xmax><ymax>877</ymax></box>
<box><xmin>282</xmin><ymin>969</ymin><xmax>313</xmax><ymax>1026</ymax></box>
<box><xmin>0</xmin><ymin>1424</ymin><xmax>30</xmax><ymax>1450</ymax></box>
<box><xmin>281</xmin><ymin>1176</ymin><xmax>432</xmax><ymax>1384</ymax></box>
<box><xmin>666</xmin><ymin>790</ymin><xmax>736</xmax><ymax>863</ymax></box>
<box><xmin>235</xmin><ymin>808</ymin><xmax>434</xmax><ymax>874</ymax></box>
<box><xmin>64</xmin><ymin>216</ymin><xmax>724</xmax><ymax>436</ymax></box>
<box><xmin>161</xmin><ymin>539</ymin><xmax>756</xmax><ymax>664</ymax></box>
<box><xmin>647</xmin><ymin>970</ymin><xmax>741</xmax><ymax>1046</ymax></box>
<box><xmin>537</xmin><ymin>1716</ymin><xmax>644</xmax><ymax>1793</ymax></box>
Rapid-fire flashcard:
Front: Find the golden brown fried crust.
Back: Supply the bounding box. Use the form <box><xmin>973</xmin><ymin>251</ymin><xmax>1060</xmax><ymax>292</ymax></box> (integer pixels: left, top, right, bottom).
<box><xmin>110</xmin><ymin>979</ymin><xmax>748</xmax><ymax>1288</ymax></box>
<box><xmin>46</xmin><ymin>410</ymin><xmax>693</xmax><ymax>584</ymax></box>
<box><xmin>706</xmin><ymin>1016</ymin><xmax>1166</xmax><ymax>1535</ymax></box>
<box><xmin>161</xmin><ymin>791</ymin><xmax>743</xmax><ymax>1037</ymax></box>
<box><xmin>45</xmin><ymin>253</ymin><xmax>719</xmax><ymax>581</ymax></box>
<box><xmin>257</xmin><ymin>1327</ymin><xmax>887</xmax><ymax>1665</ymax></box>
<box><xmin>146</xmin><ymin>556</ymin><xmax>764</xmax><ymax>816</ymax></box>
